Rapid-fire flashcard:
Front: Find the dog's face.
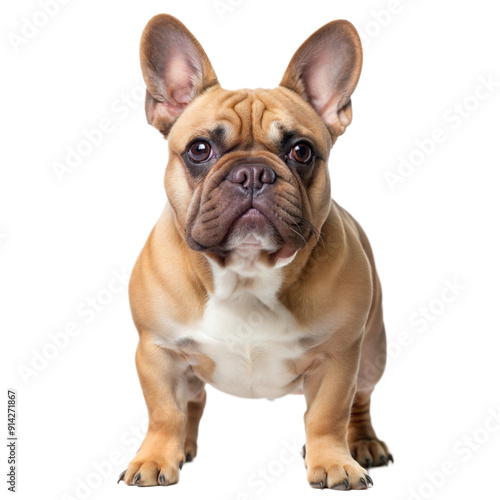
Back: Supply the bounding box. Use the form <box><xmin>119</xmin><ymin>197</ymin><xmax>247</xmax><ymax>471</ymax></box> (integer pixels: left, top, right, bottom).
<box><xmin>140</xmin><ymin>15</ymin><xmax>362</xmax><ymax>267</ymax></box>
<box><xmin>167</xmin><ymin>86</ymin><xmax>333</xmax><ymax>266</ymax></box>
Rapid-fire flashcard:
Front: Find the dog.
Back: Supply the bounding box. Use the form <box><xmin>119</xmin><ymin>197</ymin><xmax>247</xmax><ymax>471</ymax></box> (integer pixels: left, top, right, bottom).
<box><xmin>118</xmin><ymin>14</ymin><xmax>392</xmax><ymax>490</ymax></box>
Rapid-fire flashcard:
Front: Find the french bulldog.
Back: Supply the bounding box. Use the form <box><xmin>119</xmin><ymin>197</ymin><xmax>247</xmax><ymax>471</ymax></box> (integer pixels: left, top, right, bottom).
<box><xmin>118</xmin><ymin>14</ymin><xmax>392</xmax><ymax>490</ymax></box>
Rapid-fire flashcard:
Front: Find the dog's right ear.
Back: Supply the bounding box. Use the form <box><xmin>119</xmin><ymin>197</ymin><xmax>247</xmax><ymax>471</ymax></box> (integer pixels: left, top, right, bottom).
<box><xmin>140</xmin><ymin>14</ymin><xmax>219</xmax><ymax>137</ymax></box>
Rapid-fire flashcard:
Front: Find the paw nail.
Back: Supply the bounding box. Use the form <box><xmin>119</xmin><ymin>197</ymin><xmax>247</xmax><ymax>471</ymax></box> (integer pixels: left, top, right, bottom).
<box><xmin>381</xmin><ymin>456</ymin><xmax>388</xmax><ymax>466</ymax></box>
<box><xmin>158</xmin><ymin>473</ymin><xmax>167</xmax><ymax>486</ymax></box>
<box><xmin>360</xmin><ymin>477</ymin><xmax>367</xmax><ymax>488</ymax></box>
<box><xmin>117</xmin><ymin>469</ymin><xmax>126</xmax><ymax>484</ymax></box>
<box><xmin>331</xmin><ymin>480</ymin><xmax>349</xmax><ymax>490</ymax></box>
<box><xmin>366</xmin><ymin>458</ymin><xmax>373</xmax><ymax>468</ymax></box>
<box><xmin>179</xmin><ymin>461</ymin><xmax>184</xmax><ymax>470</ymax></box>
<box><xmin>366</xmin><ymin>475</ymin><xmax>373</xmax><ymax>486</ymax></box>
<box><xmin>185</xmin><ymin>453</ymin><xmax>192</xmax><ymax>462</ymax></box>
<box><xmin>310</xmin><ymin>481</ymin><xmax>324</xmax><ymax>489</ymax></box>
<box><xmin>331</xmin><ymin>482</ymin><xmax>346</xmax><ymax>490</ymax></box>
<box><xmin>133</xmin><ymin>473</ymin><xmax>141</xmax><ymax>485</ymax></box>
<box><xmin>388</xmin><ymin>454</ymin><xmax>394</xmax><ymax>463</ymax></box>
<box><xmin>302</xmin><ymin>444</ymin><xmax>306</xmax><ymax>459</ymax></box>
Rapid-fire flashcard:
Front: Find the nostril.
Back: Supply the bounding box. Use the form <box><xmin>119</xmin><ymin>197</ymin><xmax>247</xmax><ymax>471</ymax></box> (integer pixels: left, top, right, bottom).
<box><xmin>228</xmin><ymin>167</ymin><xmax>249</xmax><ymax>186</ymax></box>
<box><xmin>259</xmin><ymin>167</ymin><xmax>275</xmax><ymax>185</ymax></box>
<box><xmin>238</xmin><ymin>172</ymin><xmax>249</xmax><ymax>186</ymax></box>
<box><xmin>227</xmin><ymin>163</ymin><xmax>275</xmax><ymax>190</ymax></box>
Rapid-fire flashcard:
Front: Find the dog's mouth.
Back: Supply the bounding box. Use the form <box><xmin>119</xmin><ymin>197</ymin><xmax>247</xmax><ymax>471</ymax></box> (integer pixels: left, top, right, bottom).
<box><xmin>221</xmin><ymin>208</ymin><xmax>301</xmax><ymax>269</ymax></box>
<box><xmin>185</xmin><ymin>157</ymin><xmax>314</xmax><ymax>265</ymax></box>
<box><xmin>188</xmin><ymin>203</ymin><xmax>303</xmax><ymax>267</ymax></box>
<box><xmin>187</xmin><ymin>198</ymin><xmax>310</xmax><ymax>263</ymax></box>
<box><xmin>225</xmin><ymin>208</ymin><xmax>279</xmax><ymax>251</ymax></box>
<box><xmin>230</xmin><ymin>207</ymin><xmax>271</xmax><ymax>232</ymax></box>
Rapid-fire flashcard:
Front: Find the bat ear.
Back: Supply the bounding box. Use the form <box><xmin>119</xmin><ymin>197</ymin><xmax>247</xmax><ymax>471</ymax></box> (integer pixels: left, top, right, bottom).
<box><xmin>140</xmin><ymin>14</ymin><xmax>219</xmax><ymax>137</ymax></box>
<box><xmin>280</xmin><ymin>20</ymin><xmax>362</xmax><ymax>138</ymax></box>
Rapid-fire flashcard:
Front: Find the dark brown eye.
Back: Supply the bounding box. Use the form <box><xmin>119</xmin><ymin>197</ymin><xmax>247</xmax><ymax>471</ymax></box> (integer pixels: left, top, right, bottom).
<box><xmin>291</xmin><ymin>143</ymin><xmax>313</xmax><ymax>164</ymax></box>
<box><xmin>188</xmin><ymin>141</ymin><xmax>212</xmax><ymax>163</ymax></box>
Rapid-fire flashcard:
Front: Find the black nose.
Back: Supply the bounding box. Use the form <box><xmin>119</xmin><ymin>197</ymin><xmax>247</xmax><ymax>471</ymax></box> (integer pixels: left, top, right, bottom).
<box><xmin>227</xmin><ymin>163</ymin><xmax>276</xmax><ymax>190</ymax></box>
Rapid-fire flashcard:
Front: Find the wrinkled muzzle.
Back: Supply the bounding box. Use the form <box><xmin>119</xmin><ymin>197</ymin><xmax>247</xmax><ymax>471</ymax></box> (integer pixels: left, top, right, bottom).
<box><xmin>185</xmin><ymin>154</ymin><xmax>313</xmax><ymax>260</ymax></box>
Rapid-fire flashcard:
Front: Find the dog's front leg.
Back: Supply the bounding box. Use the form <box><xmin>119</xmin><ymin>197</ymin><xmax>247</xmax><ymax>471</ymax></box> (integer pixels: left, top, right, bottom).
<box><xmin>121</xmin><ymin>334</ymin><xmax>188</xmax><ymax>487</ymax></box>
<box><xmin>303</xmin><ymin>336</ymin><xmax>373</xmax><ymax>491</ymax></box>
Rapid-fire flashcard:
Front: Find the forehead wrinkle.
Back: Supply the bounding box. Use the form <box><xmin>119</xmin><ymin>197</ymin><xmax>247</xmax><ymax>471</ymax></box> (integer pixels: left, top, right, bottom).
<box><xmin>206</xmin><ymin>89</ymin><xmax>250</xmax><ymax>147</ymax></box>
<box><xmin>251</xmin><ymin>96</ymin><xmax>265</xmax><ymax>133</ymax></box>
<box><xmin>262</xmin><ymin>89</ymin><xmax>331</xmax><ymax>156</ymax></box>
<box><xmin>232</xmin><ymin>92</ymin><xmax>254</xmax><ymax>149</ymax></box>
<box><xmin>244</xmin><ymin>93</ymin><xmax>282</xmax><ymax>152</ymax></box>
<box><xmin>214</xmin><ymin>110</ymin><xmax>242</xmax><ymax>143</ymax></box>
<box><xmin>249</xmin><ymin>96</ymin><xmax>294</xmax><ymax>153</ymax></box>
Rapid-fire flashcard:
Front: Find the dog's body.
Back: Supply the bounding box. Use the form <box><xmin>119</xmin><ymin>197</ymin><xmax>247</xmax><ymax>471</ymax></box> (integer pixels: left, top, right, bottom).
<box><xmin>120</xmin><ymin>15</ymin><xmax>391</xmax><ymax>490</ymax></box>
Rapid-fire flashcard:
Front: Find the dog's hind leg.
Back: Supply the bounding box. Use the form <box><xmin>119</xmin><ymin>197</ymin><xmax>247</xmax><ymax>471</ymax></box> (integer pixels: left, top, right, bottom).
<box><xmin>184</xmin><ymin>379</ymin><xmax>207</xmax><ymax>462</ymax></box>
<box><xmin>349</xmin><ymin>322</ymin><xmax>393</xmax><ymax>468</ymax></box>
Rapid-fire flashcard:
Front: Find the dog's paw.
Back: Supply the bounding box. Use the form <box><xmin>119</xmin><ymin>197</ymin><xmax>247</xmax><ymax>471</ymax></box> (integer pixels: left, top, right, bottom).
<box><xmin>306</xmin><ymin>451</ymin><xmax>373</xmax><ymax>490</ymax></box>
<box><xmin>118</xmin><ymin>452</ymin><xmax>185</xmax><ymax>487</ymax></box>
<box><xmin>184</xmin><ymin>438</ymin><xmax>197</xmax><ymax>463</ymax></box>
<box><xmin>350</xmin><ymin>438</ymin><xmax>393</xmax><ymax>468</ymax></box>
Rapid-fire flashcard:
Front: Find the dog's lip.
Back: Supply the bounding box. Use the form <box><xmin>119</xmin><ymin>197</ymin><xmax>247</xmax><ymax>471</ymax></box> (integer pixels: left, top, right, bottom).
<box><xmin>229</xmin><ymin>207</ymin><xmax>271</xmax><ymax>230</ymax></box>
<box><xmin>237</xmin><ymin>207</ymin><xmax>267</xmax><ymax>223</ymax></box>
<box><xmin>226</xmin><ymin>208</ymin><xmax>278</xmax><ymax>251</ymax></box>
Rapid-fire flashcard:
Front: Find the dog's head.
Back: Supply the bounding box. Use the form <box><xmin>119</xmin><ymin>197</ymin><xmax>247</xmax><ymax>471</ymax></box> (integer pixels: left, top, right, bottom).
<box><xmin>140</xmin><ymin>15</ymin><xmax>362</xmax><ymax>268</ymax></box>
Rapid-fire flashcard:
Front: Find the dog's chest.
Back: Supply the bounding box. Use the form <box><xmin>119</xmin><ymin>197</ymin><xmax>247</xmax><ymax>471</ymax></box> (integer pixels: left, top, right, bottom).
<box><xmin>184</xmin><ymin>265</ymin><xmax>307</xmax><ymax>399</ymax></box>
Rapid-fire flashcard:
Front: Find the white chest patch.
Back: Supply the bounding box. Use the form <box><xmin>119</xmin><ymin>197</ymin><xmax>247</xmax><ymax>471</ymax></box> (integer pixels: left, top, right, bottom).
<box><xmin>179</xmin><ymin>251</ymin><xmax>307</xmax><ymax>399</ymax></box>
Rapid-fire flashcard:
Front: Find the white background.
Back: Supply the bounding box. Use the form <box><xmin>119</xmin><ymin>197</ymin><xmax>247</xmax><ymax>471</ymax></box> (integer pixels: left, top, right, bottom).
<box><xmin>2</xmin><ymin>1</ymin><xmax>500</xmax><ymax>499</ymax></box>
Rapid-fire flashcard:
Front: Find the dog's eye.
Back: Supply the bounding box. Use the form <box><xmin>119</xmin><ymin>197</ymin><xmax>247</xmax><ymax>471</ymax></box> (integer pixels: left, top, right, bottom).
<box><xmin>188</xmin><ymin>141</ymin><xmax>212</xmax><ymax>163</ymax></box>
<box><xmin>290</xmin><ymin>143</ymin><xmax>313</xmax><ymax>164</ymax></box>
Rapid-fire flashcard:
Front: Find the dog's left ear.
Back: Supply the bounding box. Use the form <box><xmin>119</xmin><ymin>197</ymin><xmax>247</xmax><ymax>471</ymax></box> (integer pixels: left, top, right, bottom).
<box><xmin>140</xmin><ymin>14</ymin><xmax>219</xmax><ymax>137</ymax></box>
<box><xmin>280</xmin><ymin>20</ymin><xmax>362</xmax><ymax>138</ymax></box>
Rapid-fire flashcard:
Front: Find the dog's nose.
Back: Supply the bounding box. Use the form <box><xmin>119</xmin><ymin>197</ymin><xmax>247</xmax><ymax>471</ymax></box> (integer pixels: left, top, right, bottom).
<box><xmin>227</xmin><ymin>164</ymin><xmax>276</xmax><ymax>190</ymax></box>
